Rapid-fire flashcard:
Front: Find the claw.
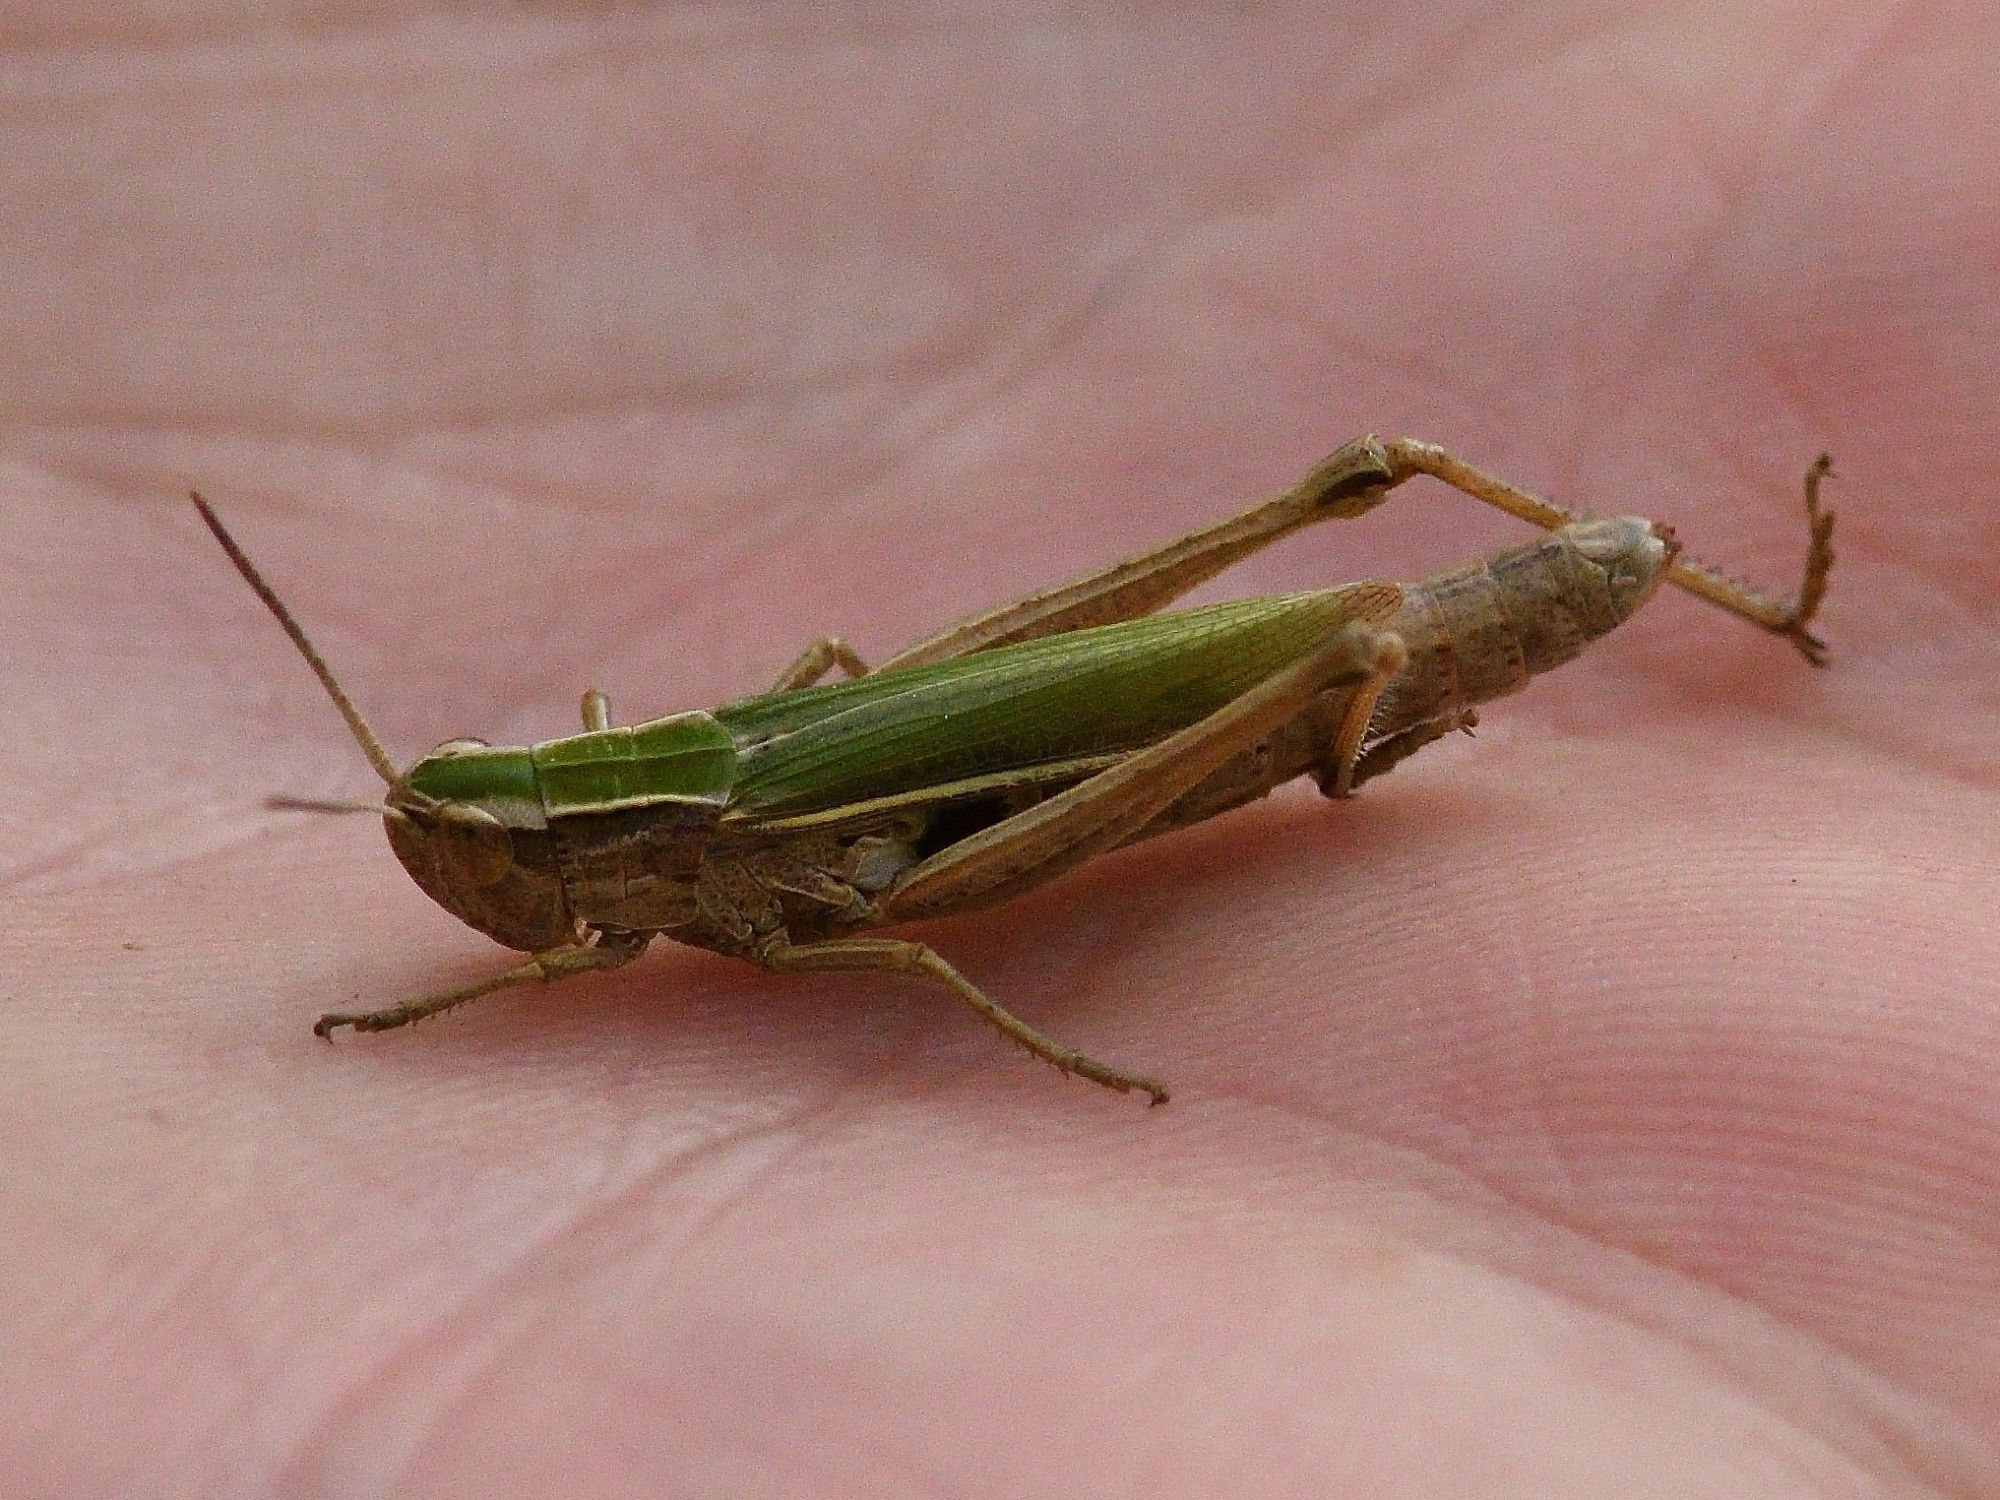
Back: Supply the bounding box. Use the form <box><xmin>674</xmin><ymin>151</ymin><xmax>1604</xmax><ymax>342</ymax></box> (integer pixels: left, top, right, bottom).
<box><xmin>1783</xmin><ymin>454</ymin><xmax>1837</xmax><ymax>666</ymax></box>
<box><xmin>1783</xmin><ymin>624</ymin><xmax>1830</xmax><ymax>668</ymax></box>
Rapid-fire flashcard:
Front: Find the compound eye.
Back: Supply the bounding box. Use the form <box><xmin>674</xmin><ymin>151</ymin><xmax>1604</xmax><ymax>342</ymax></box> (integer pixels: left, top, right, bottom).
<box><xmin>435</xmin><ymin>802</ymin><xmax>514</xmax><ymax>886</ymax></box>
<box><xmin>430</xmin><ymin>737</ymin><xmax>490</xmax><ymax>757</ymax></box>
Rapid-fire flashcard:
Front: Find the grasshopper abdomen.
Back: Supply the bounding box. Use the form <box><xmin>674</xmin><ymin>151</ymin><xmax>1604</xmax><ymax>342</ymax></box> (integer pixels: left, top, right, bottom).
<box><xmin>1353</xmin><ymin>516</ymin><xmax>1678</xmax><ymax>788</ymax></box>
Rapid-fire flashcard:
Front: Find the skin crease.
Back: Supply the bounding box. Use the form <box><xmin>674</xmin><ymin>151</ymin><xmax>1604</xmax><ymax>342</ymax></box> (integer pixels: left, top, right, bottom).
<box><xmin>2</xmin><ymin>0</ymin><xmax>1999</xmax><ymax>1494</ymax></box>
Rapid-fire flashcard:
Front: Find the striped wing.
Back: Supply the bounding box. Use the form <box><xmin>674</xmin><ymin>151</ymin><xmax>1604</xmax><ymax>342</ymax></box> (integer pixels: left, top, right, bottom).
<box><xmin>714</xmin><ymin>583</ymin><xmax>1401</xmax><ymax>824</ymax></box>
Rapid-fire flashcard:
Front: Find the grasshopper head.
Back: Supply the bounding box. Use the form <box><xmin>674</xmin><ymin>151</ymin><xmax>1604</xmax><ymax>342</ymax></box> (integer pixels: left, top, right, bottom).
<box><xmin>193</xmin><ymin>495</ymin><xmax>575</xmax><ymax>954</ymax></box>
<box><xmin>383</xmin><ymin>740</ymin><xmax>576</xmax><ymax>952</ymax></box>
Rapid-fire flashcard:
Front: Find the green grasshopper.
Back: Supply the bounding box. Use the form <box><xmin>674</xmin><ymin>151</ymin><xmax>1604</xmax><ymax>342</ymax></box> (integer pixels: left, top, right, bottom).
<box><xmin>196</xmin><ymin>436</ymin><xmax>1834</xmax><ymax>1104</ymax></box>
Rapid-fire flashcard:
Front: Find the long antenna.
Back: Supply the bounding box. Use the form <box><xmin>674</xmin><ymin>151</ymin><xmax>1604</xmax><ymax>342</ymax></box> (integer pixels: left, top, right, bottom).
<box><xmin>267</xmin><ymin>794</ymin><xmax>401</xmax><ymax>816</ymax></box>
<box><xmin>191</xmin><ymin>493</ymin><xmax>402</xmax><ymax>786</ymax></box>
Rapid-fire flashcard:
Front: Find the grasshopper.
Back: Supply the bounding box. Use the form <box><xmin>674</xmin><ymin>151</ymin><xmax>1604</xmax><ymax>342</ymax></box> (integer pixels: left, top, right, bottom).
<box><xmin>195</xmin><ymin>435</ymin><xmax>1834</xmax><ymax>1104</ymax></box>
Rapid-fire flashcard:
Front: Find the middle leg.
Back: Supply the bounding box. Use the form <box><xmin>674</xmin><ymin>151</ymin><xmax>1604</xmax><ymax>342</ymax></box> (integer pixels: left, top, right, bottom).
<box><xmin>761</xmin><ymin>936</ymin><xmax>1169</xmax><ymax>1103</ymax></box>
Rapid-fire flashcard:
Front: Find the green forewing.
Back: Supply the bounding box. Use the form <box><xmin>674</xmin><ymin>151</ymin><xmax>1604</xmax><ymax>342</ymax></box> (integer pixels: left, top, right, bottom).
<box><xmin>717</xmin><ymin>584</ymin><xmax>1400</xmax><ymax>821</ymax></box>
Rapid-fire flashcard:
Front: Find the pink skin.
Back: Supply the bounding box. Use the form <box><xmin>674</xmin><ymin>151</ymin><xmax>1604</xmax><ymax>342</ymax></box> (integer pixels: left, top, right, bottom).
<box><xmin>4</xmin><ymin>4</ymin><xmax>1998</xmax><ymax>1495</ymax></box>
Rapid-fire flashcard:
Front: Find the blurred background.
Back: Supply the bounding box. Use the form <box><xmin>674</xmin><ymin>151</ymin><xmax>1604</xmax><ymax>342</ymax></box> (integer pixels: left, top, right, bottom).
<box><xmin>3</xmin><ymin>5</ymin><xmax>1997</xmax><ymax>1497</ymax></box>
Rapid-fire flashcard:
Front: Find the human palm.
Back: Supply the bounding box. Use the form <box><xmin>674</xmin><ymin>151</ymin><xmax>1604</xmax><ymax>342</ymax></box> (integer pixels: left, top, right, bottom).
<box><xmin>6</xmin><ymin>4</ymin><xmax>1997</xmax><ymax>1495</ymax></box>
